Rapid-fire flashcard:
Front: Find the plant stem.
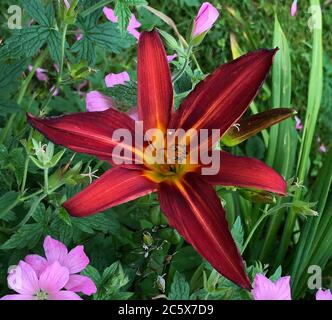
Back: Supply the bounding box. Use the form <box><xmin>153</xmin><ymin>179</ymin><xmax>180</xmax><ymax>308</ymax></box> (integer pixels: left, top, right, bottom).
<box><xmin>172</xmin><ymin>48</ymin><xmax>192</xmax><ymax>83</ymax></box>
<box><xmin>44</xmin><ymin>168</ymin><xmax>49</xmax><ymax>194</ymax></box>
<box><xmin>57</xmin><ymin>23</ymin><xmax>68</xmax><ymax>87</ymax></box>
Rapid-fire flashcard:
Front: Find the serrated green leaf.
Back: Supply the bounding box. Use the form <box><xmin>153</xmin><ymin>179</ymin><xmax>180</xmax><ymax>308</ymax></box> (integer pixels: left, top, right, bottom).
<box><xmin>115</xmin><ymin>0</ymin><xmax>132</xmax><ymax>34</ymax></box>
<box><xmin>0</xmin><ymin>224</ymin><xmax>44</xmax><ymax>250</ymax></box>
<box><xmin>0</xmin><ymin>192</ymin><xmax>20</xmax><ymax>220</ymax></box>
<box><xmin>231</xmin><ymin>216</ymin><xmax>244</xmax><ymax>252</ymax></box>
<box><xmin>21</xmin><ymin>0</ymin><xmax>52</xmax><ymax>27</ymax></box>
<box><xmin>168</xmin><ymin>271</ymin><xmax>190</xmax><ymax>300</ymax></box>
<box><xmin>104</xmin><ymin>81</ymin><xmax>137</xmax><ymax>107</ymax></box>
<box><xmin>47</xmin><ymin>30</ymin><xmax>62</xmax><ymax>64</ymax></box>
<box><xmin>269</xmin><ymin>266</ymin><xmax>282</xmax><ymax>282</ymax></box>
<box><xmin>0</xmin><ymin>60</ymin><xmax>27</xmax><ymax>91</ymax></box>
<box><xmin>0</xmin><ymin>26</ymin><xmax>49</xmax><ymax>60</ymax></box>
<box><xmin>72</xmin><ymin>213</ymin><xmax>118</xmax><ymax>234</ymax></box>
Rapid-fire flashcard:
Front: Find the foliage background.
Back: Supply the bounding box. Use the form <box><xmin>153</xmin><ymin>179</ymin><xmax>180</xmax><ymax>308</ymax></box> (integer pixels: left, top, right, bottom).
<box><xmin>0</xmin><ymin>0</ymin><xmax>331</xmax><ymax>300</ymax></box>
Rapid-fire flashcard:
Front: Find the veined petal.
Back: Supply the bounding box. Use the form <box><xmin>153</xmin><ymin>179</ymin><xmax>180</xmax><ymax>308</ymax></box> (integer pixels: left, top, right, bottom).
<box><xmin>48</xmin><ymin>291</ymin><xmax>82</xmax><ymax>300</ymax></box>
<box><xmin>43</xmin><ymin>236</ymin><xmax>68</xmax><ymax>265</ymax></box>
<box><xmin>138</xmin><ymin>30</ymin><xmax>173</xmax><ymax>131</ymax></box>
<box><xmin>203</xmin><ymin>152</ymin><xmax>287</xmax><ymax>195</ymax></box>
<box><xmin>64</xmin><ymin>167</ymin><xmax>157</xmax><ymax>217</ymax></box>
<box><xmin>24</xmin><ymin>254</ymin><xmax>48</xmax><ymax>277</ymax></box>
<box><xmin>158</xmin><ymin>173</ymin><xmax>251</xmax><ymax>289</ymax></box>
<box><xmin>222</xmin><ymin>108</ymin><xmax>297</xmax><ymax>147</ymax></box>
<box><xmin>171</xmin><ymin>49</ymin><xmax>277</xmax><ymax>136</ymax></box>
<box><xmin>65</xmin><ymin>275</ymin><xmax>97</xmax><ymax>295</ymax></box>
<box><xmin>39</xmin><ymin>262</ymin><xmax>69</xmax><ymax>293</ymax></box>
<box><xmin>27</xmin><ymin>109</ymin><xmax>140</xmax><ymax>164</ymax></box>
<box><xmin>63</xmin><ymin>245</ymin><xmax>89</xmax><ymax>274</ymax></box>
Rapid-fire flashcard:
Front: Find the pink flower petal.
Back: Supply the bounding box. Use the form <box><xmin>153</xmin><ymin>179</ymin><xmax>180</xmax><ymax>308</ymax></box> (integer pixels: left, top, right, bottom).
<box><xmin>43</xmin><ymin>235</ymin><xmax>68</xmax><ymax>264</ymax></box>
<box><xmin>291</xmin><ymin>0</ymin><xmax>298</xmax><ymax>17</ymax></box>
<box><xmin>62</xmin><ymin>245</ymin><xmax>89</xmax><ymax>274</ymax></box>
<box><xmin>24</xmin><ymin>254</ymin><xmax>48</xmax><ymax>277</ymax></box>
<box><xmin>65</xmin><ymin>275</ymin><xmax>97</xmax><ymax>295</ymax></box>
<box><xmin>63</xmin><ymin>0</ymin><xmax>71</xmax><ymax>10</ymax></box>
<box><xmin>39</xmin><ymin>262</ymin><xmax>69</xmax><ymax>293</ymax></box>
<box><xmin>295</xmin><ymin>116</ymin><xmax>303</xmax><ymax>131</ymax></box>
<box><xmin>7</xmin><ymin>261</ymin><xmax>39</xmax><ymax>295</ymax></box>
<box><xmin>86</xmin><ymin>91</ymin><xmax>115</xmax><ymax>112</ymax></box>
<box><xmin>103</xmin><ymin>7</ymin><xmax>140</xmax><ymax>39</ymax></box>
<box><xmin>319</xmin><ymin>144</ymin><xmax>327</xmax><ymax>153</ymax></box>
<box><xmin>48</xmin><ymin>290</ymin><xmax>82</xmax><ymax>300</ymax></box>
<box><xmin>105</xmin><ymin>72</ymin><xmax>130</xmax><ymax>88</ymax></box>
<box><xmin>252</xmin><ymin>274</ymin><xmax>291</xmax><ymax>300</ymax></box>
<box><xmin>0</xmin><ymin>294</ymin><xmax>36</xmax><ymax>300</ymax></box>
<box><xmin>316</xmin><ymin>289</ymin><xmax>332</xmax><ymax>300</ymax></box>
<box><xmin>192</xmin><ymin>2</ymin><xmax>219</xmax><ymax>37</ymax></box>
<box><xmin>103</xmin><ymin>7</ymin><xmax>117</xmax><ymax>23</ymax></box>
<box><xmin>167</xmin><ymin>53</ymin><xmax>178</xmax><ymax>62</ymax></box>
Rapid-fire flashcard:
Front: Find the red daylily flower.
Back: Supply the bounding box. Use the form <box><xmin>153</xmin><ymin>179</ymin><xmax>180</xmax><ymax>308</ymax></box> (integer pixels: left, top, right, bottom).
<box><xmin>28</xmin><ymin>30</ymin><xmax>287</xmax><ymax>290</ymax></box>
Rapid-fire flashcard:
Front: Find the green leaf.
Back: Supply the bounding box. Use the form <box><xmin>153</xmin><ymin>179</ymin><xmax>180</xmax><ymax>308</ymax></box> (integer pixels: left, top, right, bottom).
<box><xmin>104</xmin><ymin>81</ymin><xmax>137</xmax><ymax>107</ymax></box>
<box><xmin>269</xmin><ymin>266</ymin><xmax>282</xmax><ymax>282</ymax></box>
<box><xmin>0</xmin><ymin>192</ymin><xmax>20</xmax><ymax>220</ymax></box>
<box><xmin>21</xmin><ymin>0</ymin><xmax>53</xmax><ymax>27</ymax></box>
<box><xmin>168</xmin><ymin>271</ymin><xmax>190</xmax><ymax>300</ymax></box>
<box><xmin>231</xmin><ymin>216</ymin><xmax>244</xmax><ymax>252</ymax></box>
<box><xmin>115</xmin><ymin>0</ymin><xmax>132</xmax><ymax>34</ymax></box>
<box><xmin>0</xmin><ymin>100</ymin><xmax>22</xmax><ymax>115</ymax></box>
<box><xmin>0</xmin><ymin>26</ymin><xmax>49</xmax><ymax>60</ymax></box>
<box><xmin>72</xmin><ymin>213</ymin><xmax>119</xmax><ymax>234</ymax></box>
<box><xmin>0</xmin><ymin>60</ymin><xmax>27</xmax><ymax>91</ymax></box>
<box><xmin>72</xmin><ymin>11</ymin><xmax>135</xmax><ymax>65</ymax></box>
<box><xmin>47</xmin><ymin>30</ymin><xmax>62</xmax><ymax>64</ymax></box>
<box><xmin>82</xmin><ymin>265</ymin><xmax>101</xmax><ymax>286</ymax></box>
<box><xmin>0</xmin><ymin>224</ymin><xmax>44</xmax><ymax>250</ymax></box>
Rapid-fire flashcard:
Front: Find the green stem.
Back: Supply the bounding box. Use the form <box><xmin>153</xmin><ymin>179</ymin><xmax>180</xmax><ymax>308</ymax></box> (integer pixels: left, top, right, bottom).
<box><xmin>44</xmin><ymin>168</ymin><xmax>49</xmax><ymax>194</ymax></box>
<box><xmin>57</xmin><ymin>24</ymin><xmax>68</xmax><ymax>87</ymax></box>
<box><xmin>172</xmin><ymin>47</ymin><xmax>192</xmax><ymax>83</ymax></box>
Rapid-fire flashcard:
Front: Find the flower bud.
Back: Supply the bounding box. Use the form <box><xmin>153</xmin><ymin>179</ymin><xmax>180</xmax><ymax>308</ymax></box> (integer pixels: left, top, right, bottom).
<box><xmin>191</xmin><ymin>2</ymin><xmax>219</xmax><ymax>46</ymax></box>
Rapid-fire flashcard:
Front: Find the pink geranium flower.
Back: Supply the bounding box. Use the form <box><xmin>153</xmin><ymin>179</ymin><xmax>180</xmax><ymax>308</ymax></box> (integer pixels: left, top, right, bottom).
<box><xmin>291</xmin><ymin>0</ymin><xmax>298</xmax><ymax>17</ymax></box>
<box><xmin>103</xmin><ymin>7</ymin><xmax>141</xmax><ymax>39</ymax></box>
<box><xmin>316</xmin><ymin>289</ymin><xmax>332</xmax><ymax>300</ymax></box>
<box><xmin>167</xmin><ymin>53</ymin><xmax>178</xmax><ymax>62</ymax></box>
<box><xmin>105</xmin><ymin>71</ymin><xmax>130</xmax><ymax>87</ymax></box>
<box><xmin>86</xmin><ymin>72</ymin><xmax>137</xmax><ymax>119</ymax></box>
<box><xmin>192</xmin><ymin>2</ymin><xmax>219</xmax><ymax>37</ymax></box>
<box><xmin>1</xmin><ymin>261</ymin><xmax>81</xmax><ymax>300</ymax></box>
<box><xmin>295</xmin><ymin>116</ymin><xmax>303</xmax><ymax>131</ymax></box>
<box><xmin>252</xmin><ymin>274</ymin><xmax>292</xmax><ymax>300</ymax></box>
<box><xmin>24</xmin><ymin>236</ymin><xmax>96</xmax><ymax>296</ymax></box>
<box><xmin>28</xmin><ymin>65</ymin><xmax>48</xmax><ymax>82</ymax></box>
<box><xmin>319</xmin><ymin>144</ymin><xmax>327</xmax><ymax>153</ymax></box>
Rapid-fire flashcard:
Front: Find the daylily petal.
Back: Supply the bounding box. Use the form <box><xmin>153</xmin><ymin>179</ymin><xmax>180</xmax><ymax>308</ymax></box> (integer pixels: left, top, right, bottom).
<box><xmin>7</xmin><ymin>261</ymin><xmax>39</xmax><ymax>295</ymax></box>
<box><xmin>222</xmin><ymin>108</ymin><xmax>297</xmax><ymax>147</ymax></box>
<box><xmin>171</xmin><ymin>49</ymin><xmax>277</xmax><ymax>136</ymax></box>
<box><xmin>63</xmin><ymin>245</ymin><xmax>89</xmax><ymax>274</ymax></box>
<box><xmin>65</xmin><ymin>275</ymin><xmax>97</xmax><ymax>295</ymax></box>
<box><xmin>63</xmin><ymin>166</ymin><xmax>157</xmax><ymax>217</ymax></box>
<box><xmin>43</xmin><ymin>236</ymin><xmax>68</xmax><ymax>264</ymax></box>
<box><xmin>86</xmin><ymin>91</ymin><xmax>115</xmax><ymax>112</ymax></box>
<box><xmin>0</xmin><ymin>294</ymin><xmax>36</xmax><ymax>300</ymax></box>
<box><xmin>203</xmin><ymin>152</ymin><xmax>287</xmax><ymax>195</ymax></box>
<box><xmin>138</xmin><ymin>30</ymin><xmax>173</xmax><ymax>131</ymax></box>
<box><xmin>39</xmin><ymin>262</ymin><xmax>69</xmax><ymax>293</ymax></box>
<box><xmin>48</xmin><ymin>290</ymin><xmax>82</xmax><ymax>300</ymax></box>
<box><xmin>27</xmin><ymin>109</ymin><xmax>138</xmax><ymax>164</ymax></box>
<box><xmin>24</xmin><ymin>254</ymin><xmax>48</xmax><ymax>277</ymax></box>
<box><xmin>158</xmin><ymin>173</ymin><xmax>251</xmax><ymax>289</ymax></box>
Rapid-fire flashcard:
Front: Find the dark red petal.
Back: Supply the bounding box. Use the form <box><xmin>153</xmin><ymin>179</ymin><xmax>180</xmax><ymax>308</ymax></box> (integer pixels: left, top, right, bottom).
<box><xmin>138</xmin><ymin>30</ymin><xmax>173</xmax><ymax>131</ymax></box>
<box><xmin>27</xmin><ymin>109</ymin><xmax>141</xmax><ymax>164</ymax></box>
<box><xmin>204</xmin><ymin>151</ymin><xmax>287</xmax><ymax>195</ymax></box>
<box><xmin>171</xmin><ymin>49</ymin><xmax>277</xmax><ymax>135</ymax></box>
<box><xmin>158</xmin><ymin>173</ymin><xmax>251</xmax><ymax>289</ymax></box>
<box><xmin>64</xmin><ymin>167</ymin><xmax>157</xmax><ymax>217</ymax></box>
